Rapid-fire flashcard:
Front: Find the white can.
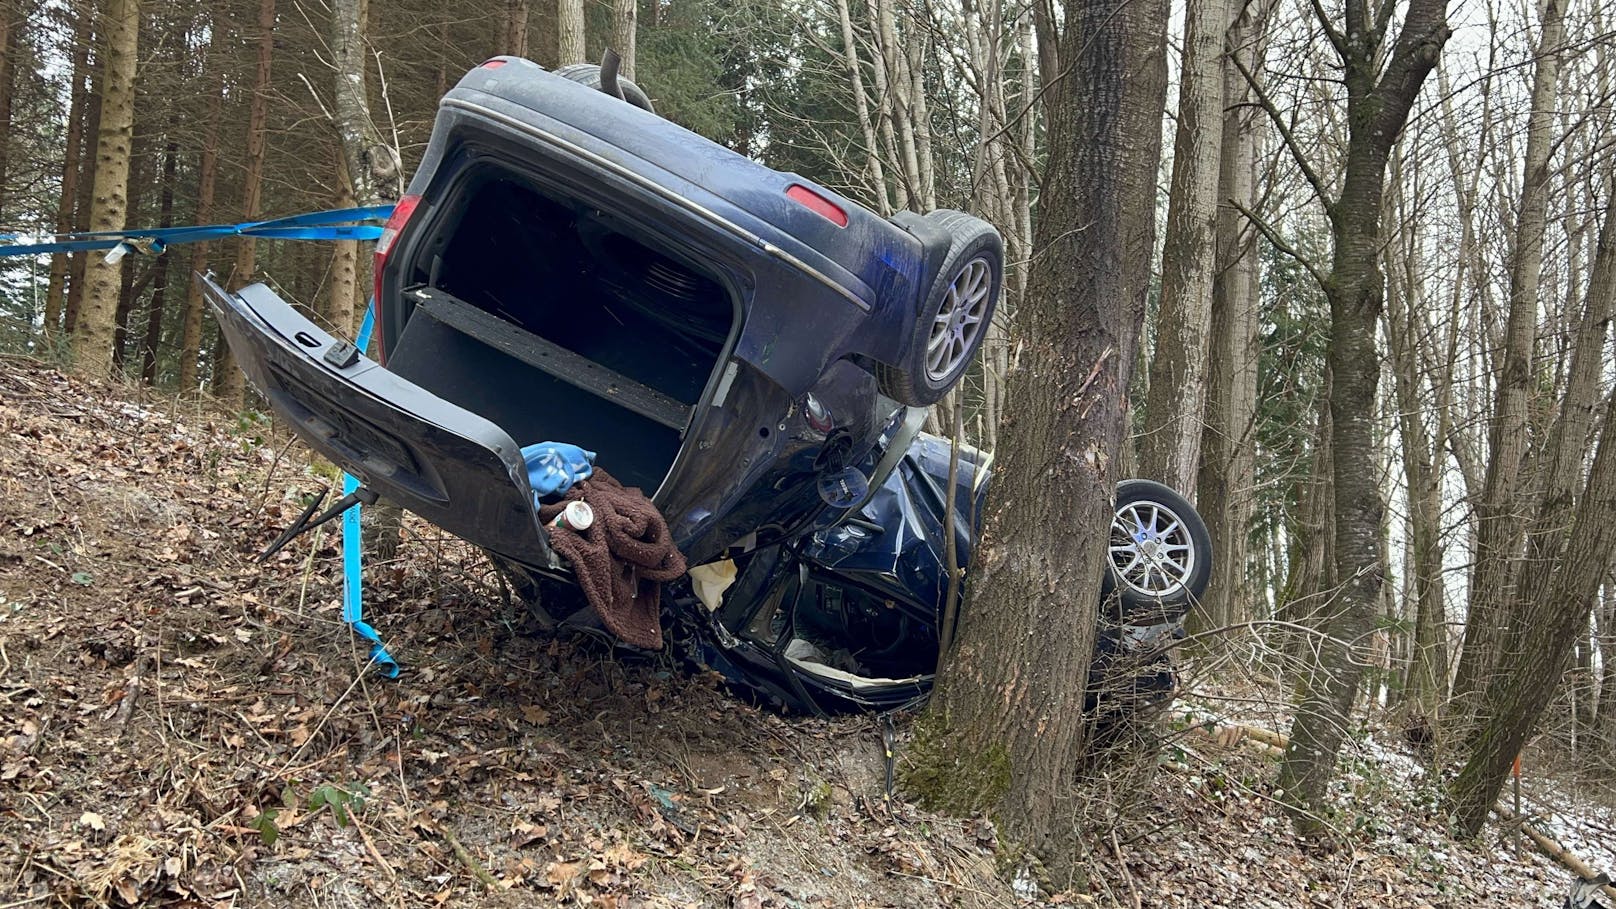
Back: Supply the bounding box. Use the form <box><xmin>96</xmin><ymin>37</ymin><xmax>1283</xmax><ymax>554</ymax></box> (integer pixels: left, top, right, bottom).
<box><xmin>549</xmin><ymin>500</ymin><xmax>594</xmax><ymax>531</ymax></box>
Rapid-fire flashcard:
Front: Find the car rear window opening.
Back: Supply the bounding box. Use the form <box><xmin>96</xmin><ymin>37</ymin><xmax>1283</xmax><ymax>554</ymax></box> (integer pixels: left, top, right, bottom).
<box><xmin>383</xmin><ymin>167</ymin><xmax>738</xmax><ymax>495</ymax></box>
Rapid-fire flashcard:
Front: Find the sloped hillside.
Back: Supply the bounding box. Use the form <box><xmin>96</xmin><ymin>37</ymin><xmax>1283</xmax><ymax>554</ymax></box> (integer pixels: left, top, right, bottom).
<box><xmin>0</xmin><ymin>356</ymin><xmax>1608</xmax><ymax>908</ymax></box>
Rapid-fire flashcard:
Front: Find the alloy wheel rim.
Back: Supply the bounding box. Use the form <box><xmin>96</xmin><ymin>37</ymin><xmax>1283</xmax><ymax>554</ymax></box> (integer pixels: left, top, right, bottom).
<box><xmin>1109</xmin><ymin>500</ymin><xmax>1196</xmax><ymax>597</ymax></box>
<box><xmin>924</xmin><ymin>257</ymin><xmax>993</xmax><ymax>382</ymax></box>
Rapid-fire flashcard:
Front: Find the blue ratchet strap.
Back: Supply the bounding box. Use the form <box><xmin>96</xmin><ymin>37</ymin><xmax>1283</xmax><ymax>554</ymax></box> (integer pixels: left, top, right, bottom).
<box><xmin>0</xmin><ymin>205</ymin><xmax>394</xmax><ymax>257</ymax></box>
<box><xmin>341</xmin><ymin>300</ymin><xmax>399</xmax><ymax>677</ymax></box>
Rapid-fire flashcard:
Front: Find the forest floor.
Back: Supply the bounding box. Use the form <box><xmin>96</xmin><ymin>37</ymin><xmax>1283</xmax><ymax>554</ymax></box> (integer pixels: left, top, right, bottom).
<box><xmin>2</xmin><ymin>355</ymin><xmax>1614</xmax><ymax>908</ymax></box>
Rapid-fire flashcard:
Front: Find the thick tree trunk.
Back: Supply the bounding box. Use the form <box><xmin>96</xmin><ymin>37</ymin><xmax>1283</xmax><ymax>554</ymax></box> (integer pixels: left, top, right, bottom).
<box><xmin>557</xmin><ymin>0</ymin><xmax>585</xmax><ymax>65</ymax></box>
<box><xmin>1193</xmin><ymin>0</ymin><xmax>1266</xmax><ymax>634</ymax></box>
<box><xmin>69</xmin><ymin>0</ymin><xmax>140</xmax><ymax>379</ymax></box>
<box><xmin>1451</xmin><ymin>0</ymin><xmax>1568</xmax><ymax>722</ymax></box>
<box><xmin>611</xmin><ymin>0</ymin><xmax>635</xmax><ymax>80</ymax></box>
<box><xmin>111</xmin><ymin>136</ymin><xmax>149</xmax><ymax>374</ymax></box>
<box><xmin>1597</xmin><ymin>585</ymin><xmax>1616</xmax><ymax>735</ymax></box>
<box><xmin>1450</xmin><ymin>389</ymin><xmax>1616</xmax><ymax>836</ymax></box>
<box><xmin>139</xmin><ymin>141</ymin><xmax>178</xmax><ymax>384</ymax></box>
<box><xmin>64</xmin><ymin>53</ymin><xmax>103</xmax><ymax>338</ymax></box>
<box><xmin>1139</xmin><ymin>0</ymin><xmax>1228</xmax><ymax>496</ymax></box>
<box><xmin>215</xmin><ymin>0</ymin><xmax>277</xmax><ymax>407</ymax></box>
<box><xmin>1276</xmin><ymin>0</ymin><xmax>1449</xmax><ymax>833</ymax></box>
<box><xmin>43</xmin><ymin>0</ymin><xmax>92</xmax><ymax>341</ymax></box>
<box><xmin>0</xmin><ymin>0</ymin><xmax>18</xmax><ymax>224</ymax></box>
<box><xmin>902</xmin><ymin>0</ymin><xmax>1167</xmax><ymax>874</ymax></box>
<box><xmin>325</xmin><ymin>150</ymin><xmax>362</xmax><ymax>338</ymax></box>
<box><xmin>503</xmin><ymin>0</ymin><xmax>531</xmax><ymax>57</ymax></box>
<box><xmin>178</xmin><ymin>15</ymin><xmax>225</xmax><ymax>395</ymax></box>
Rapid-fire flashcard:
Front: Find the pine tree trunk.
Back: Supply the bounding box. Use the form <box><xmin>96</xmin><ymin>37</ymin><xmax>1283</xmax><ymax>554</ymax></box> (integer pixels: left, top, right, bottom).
<box><xmin>215</xmin><ymin>0</ymin><xmax>277</xmax><ymax>407</ymax></box>
<box><xmin>43</xmin><ymin>0</ymin><xmax>92</xmax><ymax>341</ymax></box>
<box><xmin>1276</xmin><ymin>0</ymin><xmax>1450</xmax><ymax>832</ymax></box>
<box><xmin>0</xmin><ymin>0</ymin><xmax>18</xmax><ymax>224</ymax></box>
<box><xmin>503</xmin><ymin>0</ymin><xmax>531</xmax><ymax>57</ymax></box>
<box><xmin>140</xmin><ymin>141</ymin><xmax>178</xmax><ymax>385</ymax></box>
<box><xmin>111</xmin><ymin>137</ymin><xmax>149</xmax><ymax>374</ymax></box>
<box><xmin>902</xmin><ymin>0</ymin><xmax>1167</xmax><ymax>872</ymax></box>
<box><xmin>1138</xmin><ymin>0</ymin><xmax>1228</xmax><ymax>496</ymax></box>
<box><xmin>69</xmin><ymin>0</ymin><xmax>140</xmax><ymax>379</ymax></box>
<box><xmin>1194</xmin><ymin>0</ymin><xmax>1266</xmax><ymax>633</ymax></box>
<box><xmin>177</xmin><ymin>15</ymin><xmax>225</xmax><ymax>395</ymax></box>
<box><xmin>1452</xmin><ymin>0</ymin><xmax>1567</xmax><ymax>722</ymax></box>
<box><xmin>611</xmin><ymin>0</ymin><xmax>635</xmax><ymax>79</ymax></box>
<box><xmin>557</xmin><ymin>0</ymin><xmax>585</xmax><ymax>65</ymax></box>
<box><xmin>325</xmin><ymin>149</ymin><xmax>362</xmax><ymax>338</ymax></box>
<box><xmin>64</xmin><ymin>52</ymin><xmax>103</xmax><ymax>338</ymax></box>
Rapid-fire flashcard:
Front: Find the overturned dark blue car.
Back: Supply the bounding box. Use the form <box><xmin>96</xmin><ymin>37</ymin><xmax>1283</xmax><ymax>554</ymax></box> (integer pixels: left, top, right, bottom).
<box><xmin>204</xmin><ymin>57</ymin><xmax>1211</xmax><ymax>715</ymax></box>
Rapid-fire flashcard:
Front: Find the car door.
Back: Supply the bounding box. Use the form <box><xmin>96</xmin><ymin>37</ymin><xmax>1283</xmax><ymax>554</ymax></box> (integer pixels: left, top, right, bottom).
<box><xmin>201</xmin><ymin>274</ymin><xmax>560</xmax><ymax>571</ymax></box>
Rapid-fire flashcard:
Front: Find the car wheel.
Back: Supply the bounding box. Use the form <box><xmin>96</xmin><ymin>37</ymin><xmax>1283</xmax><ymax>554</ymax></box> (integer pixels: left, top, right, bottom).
<box><xmin>1102</xmin><ymin>480</ymin><xmax>1212</xmax><ymax>624</ymax></box>
<box><xmin>878</xmin><ymin>210</ymin><xmax>1002</xmax><ymax>406</ymax></box>
<box><xmin>553</xmin><ymin>63</ymin><xmax>656</xmax><ymax>114</ymax></box>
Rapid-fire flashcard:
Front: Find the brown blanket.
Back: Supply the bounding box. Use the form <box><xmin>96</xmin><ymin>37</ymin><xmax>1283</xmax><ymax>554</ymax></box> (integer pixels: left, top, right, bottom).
<box><xmin>537</xmin><ymin>469</ymin><xmax>685</xmax><ymax>649</ymax></box>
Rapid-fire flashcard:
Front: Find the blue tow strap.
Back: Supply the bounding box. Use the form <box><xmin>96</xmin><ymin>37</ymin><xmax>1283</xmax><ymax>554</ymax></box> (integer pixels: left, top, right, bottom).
<box><xmin>2</xmin><ymin>205</ymin><xmax>402</xmax><ymax>677</ymax></box>
<box><xmin>342</xmin><ymin>301</ymin><xmax>399</xmax><ymax>677</ymax></box>
<box><xmin>0</xmin><ymin>205</ymin><xmax>394</xmax><ymax>258</ymax></box>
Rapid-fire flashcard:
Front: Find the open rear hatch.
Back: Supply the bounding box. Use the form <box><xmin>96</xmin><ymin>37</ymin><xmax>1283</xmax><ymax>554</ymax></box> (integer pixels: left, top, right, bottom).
<box><xmin>200</xmin><ymin>274</ymin><xmax>559</xmax><ymax>571</ymax></box>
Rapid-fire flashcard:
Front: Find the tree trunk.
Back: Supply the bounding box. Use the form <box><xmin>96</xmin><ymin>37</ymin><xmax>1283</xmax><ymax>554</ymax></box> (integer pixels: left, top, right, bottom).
<box><xmin>140</xmin><ymin>141</ymin><xmax>178</xmax><ymax>385</ymax></box>
<box><xmin>0</xmin><ymin>0</ymin><xmax>18</xmax><ymax>224</ymax></box>
<box><xmin>1597</xmin><ymin>584</ymin><xmax>1615</xmax><ymax>736</ymax></box>
<box><xmin>43</xmin><ymin>0</ymin><xmax>92</xmax><ymax>341</ymax></box>
<box><xmin>902</xmin><ymin>0</ymin><xmax>1167</xmax><ymax>874</ymax></box>
<box><xmin>65</xmin><ymin>48</ymin><xmax>104</xmax><ymax>338</ymax></box>
<box><xmin>1276</xmin><ymin>0</ymin><xmax>1449</xmax><ymax>833</ymax></box>
<box><xmin>834</xmin><ymin>0</ymin><xmax>889</xmax><ymax>214</ymax></box>
<box><xmin>216</xmin><ymin>0</ymin><xmax>277</xmax><ymax>407</ymax></box>
<box><xmin>503</xmin><ymin>0</ymin><xmax>531</xmax><ymax>57</ymax></box>
<box><xmin>557</xmin><ymin>0</ymin><xmax>585</xmax><ymax>65</ymax></box>
<box><xmin>1194</xmin><ymin>0</ymin><xmax>1266</xmax><ymax>633</ymax></box>
<box><xmin>111</xmin><ymin>136</ymin><xmax>149</xmax><ymax>374</ymax></box>
<box><xmin>611</xmin><ymin>0</ymin><xmax>635</xmax><ymax>80</ymax></box>
<box><xmin>178</xmin><ymin>13</ymin><xmax>225</xmax><ymax>395</ymax></box>
<box><xmin>325</xmin><ymin>149</ymin><xmax>362</xmax><ymax>338</ymax></box>
<box><xmin>1138</xmin><ymin>0</ymin><xmax>1228</xmax><ymax>496</ymax></box>
<box><xmin>69</xmin><ymin>0</ymin><xmax>140</xmax><ymax>379</ymax></box>
<box><xmin>1451</xmin><ymin>0</ymin><xmax>1568</xmax><ymax>723</ymax></box>
<box><xmin>1450</xmin><ymin>386</ymin><xmax>1616</xmax><ymax>836</ymax></box>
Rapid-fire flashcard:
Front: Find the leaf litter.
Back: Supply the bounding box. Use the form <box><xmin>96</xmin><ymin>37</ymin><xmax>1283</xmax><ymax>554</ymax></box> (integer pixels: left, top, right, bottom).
<box><xmin>1</xmin><ymin>356</ymin><xmax>1612</xmax><ymax>907</ymax></box>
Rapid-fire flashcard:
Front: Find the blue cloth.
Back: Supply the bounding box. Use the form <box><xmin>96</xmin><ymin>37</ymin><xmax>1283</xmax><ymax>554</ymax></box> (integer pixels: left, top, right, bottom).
<box><xmin>522</xmin><ymin>442</ymin><xmax>597</xmax><ymax>501</ymax></box>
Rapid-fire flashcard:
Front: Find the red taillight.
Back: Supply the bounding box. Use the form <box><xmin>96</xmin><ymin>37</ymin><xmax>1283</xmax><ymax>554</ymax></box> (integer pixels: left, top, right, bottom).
<box><xmin>786</xmin><ymin>184</ymin><xmax>848</xmax><ymax>228</ymax></box>
<box><xmin>480</xmin><ymin>58</ymin><xmax>507</xmax><ymax>69</ymax></box>
<box><xmin>372</xmin><ymin>193</ymin><xmax>422</xmax><ymax>363</ymax></box>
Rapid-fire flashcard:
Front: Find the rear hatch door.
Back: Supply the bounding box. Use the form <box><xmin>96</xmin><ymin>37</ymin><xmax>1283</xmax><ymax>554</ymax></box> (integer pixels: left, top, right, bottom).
<box><xmin>201</xmin><ymin>275</ymin><xmax>558</xmax><ymax>570</ymax></box>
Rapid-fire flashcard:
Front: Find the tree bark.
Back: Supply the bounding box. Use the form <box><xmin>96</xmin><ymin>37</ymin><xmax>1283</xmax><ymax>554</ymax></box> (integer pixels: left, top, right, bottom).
<box><xmin>1275</xmin><ymin>0</ymin><xmax>1450</xmax><ymax>833</ymax></box>
<box><xmin>178</xmin><ymin>13</ymin><xmax>226</xmax><ymax>395</ymax></box>
<box><xmin>139</xmin><ymin>141</ymin><xmax>178</xmax><ymax>385</ymax></box>
<box><xmin>64</xmin><ymin>48</ymin><xmax>104</xmax><ymax>338</ymax></box>
<box><xmin>68</xmin><ymin>0</ymin><xmax>140</xmax><ymax>379</ymax></box>
<box><xmin>42</xmin><ymin>0</ymin><xmax>92</xmax><ymax>341</ymax></box>
<box><xmin>1139</xmin><ymin>0</ymin><xmax>1228</xmax><ymax>496</ymax></box>
<box><xmin>1451</xmin><ymin>0</ymin><xmax>1568</xmax><ymax>723</ymax></box>
<box><xmin>611</xmin><ymin>0</ymin><xmax>635</xmax><ymax>80</ymax></box>
<box><xmin>834</xmin><ymin>0</ymin><xmax>889</xmax><ymax>214</ymax></box>
<box><xmin>557</xmin><ymin>0</ymin><xmax>585</xmax><ymax>65</ymax></box>
<box><xmin>902</xmin><ymin>0</ymin><xmax>1167</xmax><ymax>873</ymax></box>
<box><xmin>215</xmin><ymin>0</ymin><xmax>277</xmax><ymax>407</ymax></box>
<box><xmin>0</xmin><ymin>0</ymin><xmax>18</xmax><ymax>224</ymax></box>
<box><xmin>503</xmin><ymin>0</ymin><xmax>531</xmax><ymax>57</ymax></box>
<box><xmin>1193</xmin><ymin>0</ymin><xmax>1267</xmax><ymax>634</ymax></box>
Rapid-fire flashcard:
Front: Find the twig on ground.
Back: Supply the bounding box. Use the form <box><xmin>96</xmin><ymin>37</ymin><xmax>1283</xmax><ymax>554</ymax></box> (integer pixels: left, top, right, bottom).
<box><xmin>440</xmin><ymin>824</ymin><xmax>499</xmax><ymax>889</ymax></box>
<box><xmin>1110</xmin><ymin>828</ymin><xmax>1143</xmax><ymax>909</ymax></box>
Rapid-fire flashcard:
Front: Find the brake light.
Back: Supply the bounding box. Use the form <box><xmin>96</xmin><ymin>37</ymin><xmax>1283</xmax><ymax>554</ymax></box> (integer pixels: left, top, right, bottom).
<box><xmin>786</xmin><ymin>184</ymin><xmax>848</xmax><ymax>228</ymax></box>
<box><xmin>372</xmin><ymin>193</ymin><xmax>422</xmax><ymax>363</ymax></box>
<box><xmin>480</xmin><ymin>58</ymin><xmax>507</xmax><ymax>69</ymax></box>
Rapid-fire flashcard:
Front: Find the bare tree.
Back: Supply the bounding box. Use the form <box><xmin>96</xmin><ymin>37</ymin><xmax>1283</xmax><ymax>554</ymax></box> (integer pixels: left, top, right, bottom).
<box><xmin>558</xmin><ymin>0</ymin><xmax>585</xmax><ymax>65</ymax></box>
<box><xmin>1258</xmin><ymin>0</ymin><xmax>1451</xmax><ymax>831</ymax></box>
<box><xmin>68</xmin><ymin>0</ymin><xmax>140</xmax><ymax>378</ymax></box>
<box><xmin>902</xmin><ymin>0</ymin><xmax>1168</xmax><ymax>873</ymax></box>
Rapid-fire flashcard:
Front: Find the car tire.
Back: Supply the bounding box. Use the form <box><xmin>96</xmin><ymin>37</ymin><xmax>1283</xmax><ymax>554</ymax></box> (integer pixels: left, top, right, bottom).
<box><xmin>1101</xmin><ymin>480</ymin><xmax>1213</xmax><ymax>625</ymax></box>
<box><xmin>553</xmin><ymin>63</ymin><xmax>656</xmax><ymax>114</ymax></box>
<box><xmin>878</xmin><ymin>209</ymin><xmax>1002</xmax><ymax>407</ymax></box>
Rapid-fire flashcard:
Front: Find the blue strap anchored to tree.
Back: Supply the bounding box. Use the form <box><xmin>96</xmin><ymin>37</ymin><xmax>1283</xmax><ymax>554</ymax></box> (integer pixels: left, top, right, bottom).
<box><xmin>2</xmin><ymin>204</ymin><xmax>403</xmax><ymax>678</ymax></box>
<box><xmin>342</xmin><ymin>301</ymin><xmax>400</xmax><ymax>677</ymax></box>
<box><xmin>0</xmin><ymin>205</ymin><xmax>394</xmax><ymax>258</ymax></box>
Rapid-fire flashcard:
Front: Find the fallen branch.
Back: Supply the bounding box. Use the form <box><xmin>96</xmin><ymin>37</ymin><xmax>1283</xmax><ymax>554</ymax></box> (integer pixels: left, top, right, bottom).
<box><xmin>1175</xmin><ymin>709</ymin><xmax>1616</xmax><ymax>898</ymax></box>
<box><xmin>440</xmin><ymin>825</ymin><xmax>499</xmax><ymax>890</ymax></box>
<box><xmin>1494</xmin><ymin>805</ymin><xmax>1616</xmax><ymax>903</ymax></box>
